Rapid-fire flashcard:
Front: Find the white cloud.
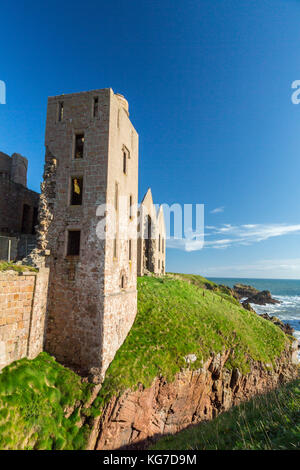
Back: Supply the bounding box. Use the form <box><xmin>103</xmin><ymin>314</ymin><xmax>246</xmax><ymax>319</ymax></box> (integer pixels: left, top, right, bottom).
<box><xmin>201</xmin><ymin>258</ymin><xmax>300</xmax><ymax>279</ymax></box>
<box><xmin>167</xmin><ymin>223</ymin><xmax>300</xmax><ymax>252</ymax></box>
<box><xmin>205</xmin><ymin>223</ymin><xmax>300</xmax><ymax>249</ymax></box>
<box><xmin>210</xmin><ymin>206</ymin><xmax>225</xmax><ymax>214</ymax></box>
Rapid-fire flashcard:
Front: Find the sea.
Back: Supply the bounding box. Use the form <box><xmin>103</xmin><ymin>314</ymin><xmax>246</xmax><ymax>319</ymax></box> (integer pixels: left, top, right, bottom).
<box><xmin>208</xmin><ymin>278</ymin><xmax>300</xmax><ymax>358</ymax></box>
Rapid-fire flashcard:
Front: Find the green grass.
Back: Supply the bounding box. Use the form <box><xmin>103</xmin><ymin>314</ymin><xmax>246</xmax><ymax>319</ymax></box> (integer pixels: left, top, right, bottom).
<box><xmin>0</xmin><ymin>261</ymin><xmax>38</xmax><ymax>273</ymax></box>
<box><xmin>0</xmin><ymin>273</ymin><xmax>293</xmax><ymax>450</ymax></box>
<box><xmin>151</xmin><ymin>379</ymin><xmax>300</xmax><ymax>450</ymax></box>
<box><xmin>0</xmin><ymin>353</ymin><xmax>93</xmax><ymax>450</ymax></box>
<box><xmin>92</xmin><ymin>275</ymin><xmax>288</xmax><ymax>411</ymax></box>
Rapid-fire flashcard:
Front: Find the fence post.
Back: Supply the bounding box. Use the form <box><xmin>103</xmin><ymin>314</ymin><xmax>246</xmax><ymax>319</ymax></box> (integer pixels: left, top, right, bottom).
<box><xmin>8</xmin><ymin>239</ymin><xmax>11</xmax><ymax>263</ymax></box>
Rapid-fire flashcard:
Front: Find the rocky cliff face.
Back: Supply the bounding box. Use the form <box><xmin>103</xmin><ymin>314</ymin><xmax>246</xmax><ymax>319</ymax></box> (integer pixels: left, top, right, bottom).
<box><xmin>89</xmin><ymin>343</ymin><xmax>298</xmax><ymax>450</ymax></box>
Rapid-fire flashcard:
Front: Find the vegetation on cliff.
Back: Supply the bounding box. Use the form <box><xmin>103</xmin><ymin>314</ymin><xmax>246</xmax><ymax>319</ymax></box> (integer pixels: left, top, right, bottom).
<box><xmin>0</xmin><ymin>353</ymin><xmax>93</xmax><ymax>450</ymax></box>
<box><xmin>93</xmin><ymin>274</ymin><xmax>288</xmax><ymax>410</ymax></box>
<box><xmin>0</xmin><ymin>273</ymin><xmax>293</xmax><ymax>450</ymax></box>
<box><xmin>151</xmin><ymin>378</ymin><xmax>300</xmax><ymax>450</ymax></box>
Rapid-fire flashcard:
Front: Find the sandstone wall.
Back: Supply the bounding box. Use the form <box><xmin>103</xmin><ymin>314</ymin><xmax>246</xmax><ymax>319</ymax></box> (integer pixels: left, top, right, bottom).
<box><xmin>42</xmin><ymin>88</ymin><xmax>138</xmax><ymax>380</ymax></box>
<box><xmin>0</xmin><ymin>178</ymin><xmax>39</xmax><ymax>235</ymax></box>
<box><xmin>0</xmin><ymin>268</ymin><xmax>49</xmax><ymax>370</ymax></box>
<box><xmin>137</xmin><ymin>188</ymin><xmax>166</xmax><ymax>276</ymax></box>
<box><xmin>90</xmin><ymin>343</ymin><xmax>298</xmax><ymax>450</ymax></box>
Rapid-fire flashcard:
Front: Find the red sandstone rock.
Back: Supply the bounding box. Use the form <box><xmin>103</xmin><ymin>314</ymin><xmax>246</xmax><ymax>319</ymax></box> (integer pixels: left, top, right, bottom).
<box><xmin>88</xmin><ymin>344</ymin><xmax>298</xmax><ymax>450</ymax></box>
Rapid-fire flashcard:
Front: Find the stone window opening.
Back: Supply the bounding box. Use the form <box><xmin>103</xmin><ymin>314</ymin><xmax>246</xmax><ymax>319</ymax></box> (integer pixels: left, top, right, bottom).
<box><xmin>67</xmin><ymin>230</ymin><xmax>81</xmax><ymax>256</ymax></box>
<box><xmin>120</xmin><ymin>273</ymin><xmax>126</xmax><ymax>290</ymax></box>
<box><xmin>159</xmin><ymin>234</ymin><xmax>161</xmax><ymax>252</ymax></box>
<box><xmin>74</xmin><ymin>133</ymin><xmax>84</xmax><ymax>159</ymax></box>
<box><xmin>58</xmin><ymin>102</ymin><xmax>64</xmax><ymax>122</ymax></box>
<box><xmin>162</xmin><ymin>238</ymin><xmax>164</xmax><ymax>254</ymax></box>
<box><xmin>113</xmin><ymin>238</ymin><xmax>117</xmax><ymax>259</ymax></box>
<box><xmin>70</xmin><ymin>177</ymin><xmax>83</xmax><ymax>205</ymax></box>
<box><xmin>158</xmin><ymin>259</ymin><xmax>160</xmax><ymax>270</ymax></box>
<box><xmin>122</xmin><ymin>146</ymin><xmax>130</xmax><ymax>175</ymax></box>
<box><xmin>129</xmin><ymin>239</ymin><xmax>132</xmax><ymax>261</ymax></box>
<box><xmin>145</xmin><ymin>215</ymin><xmax>152</xmax><ymax>271</ymax></box>
<box><xmin>93</xmin><ymin>97</ymin><xmax>99</xmax><ymax>117</ymax></box>
<box><xmin>123</xmin><ymin>151</ymin><xmax>127</xmax><ymax>174</ymax></box>
<box><xmin>129</xmin><ymin>195</ymin><xmax>133</xmax><ymax>220</ymax></box>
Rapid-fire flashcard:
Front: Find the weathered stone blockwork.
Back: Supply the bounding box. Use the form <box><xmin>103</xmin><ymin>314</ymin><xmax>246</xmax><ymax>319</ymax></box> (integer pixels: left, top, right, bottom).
<box><xmin>0</xmin><ymin>268</ymin><xmax>49</xmax><ymax>370</ymax></box>
<box><xmin>0</xmin><ymin>152</ymin><xmax>39</xmax><ymax>236</ymax></box>
<box><xmin>41</xmin><ymin>88</ymin><xmax>139</xmax><ymax>379</ymax></box>
<box><xmin>137</xmin><ymin>188</ymin><xmax>166</xmax><ymax>276</ymax></box>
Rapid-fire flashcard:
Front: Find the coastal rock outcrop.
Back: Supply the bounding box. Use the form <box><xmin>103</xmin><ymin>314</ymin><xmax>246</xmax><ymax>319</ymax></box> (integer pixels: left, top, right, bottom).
<box><xmin>246</xmin><ymin>290</ymin><xmax>280</xmax><ymax>306</ymax></box>
<box><xmin>259</xmin><ymin>313</ymin><xmax>294</xmax><ymax>336</ymax></box>
<box><xmin>233</xmin><ymin>284</ymin><xmax>280</xmax><ymax>306</ymax></box>
<box><xmin>233</xmin><ymin>283</ymin><xmax>260</xmax><ymax>299</ymax></box>
<box><xmin>89</xmin><ymin>342</ymin><xmax>298</xmax><ymax>450</ymax></box>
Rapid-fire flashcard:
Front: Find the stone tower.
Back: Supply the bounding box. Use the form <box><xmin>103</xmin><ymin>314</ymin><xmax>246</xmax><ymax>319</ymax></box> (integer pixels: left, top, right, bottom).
<box><xmin>42</xmin><ymin>88</ymin><xmax>139</xmax><ymax>380</ymax></box>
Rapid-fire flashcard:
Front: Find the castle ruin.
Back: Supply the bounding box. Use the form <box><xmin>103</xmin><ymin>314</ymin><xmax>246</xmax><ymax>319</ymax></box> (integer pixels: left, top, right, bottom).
<box><xmin>0</xmin><ymin>88</ymin><xmax>166</xmax><ymax>380</ymax></box>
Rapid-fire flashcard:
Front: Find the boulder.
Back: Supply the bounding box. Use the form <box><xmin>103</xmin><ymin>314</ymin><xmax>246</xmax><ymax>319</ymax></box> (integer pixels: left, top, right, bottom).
<box><xmin>246</xmin><ymin>290</ymin><xmax>280</xmax><ymax>306</ymax></box>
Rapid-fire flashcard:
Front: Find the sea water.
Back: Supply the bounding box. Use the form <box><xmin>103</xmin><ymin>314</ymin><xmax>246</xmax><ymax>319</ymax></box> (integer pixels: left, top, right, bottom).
<box><xmin>209</xmin><ymin>278</ymin><xmax>300</xmax><ymax>358</ymax></box>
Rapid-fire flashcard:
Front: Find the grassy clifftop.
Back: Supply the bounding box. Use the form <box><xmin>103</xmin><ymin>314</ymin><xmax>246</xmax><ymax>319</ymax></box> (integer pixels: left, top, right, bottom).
<box><xmin>95</xmin><ymin>275</ymin><xmax>287</xmax><ymax>408</ymax></box>
<box><xmin>0</xmin><ymin>273</ymin><xmax>291</xmax><ymax>449</ymax></box>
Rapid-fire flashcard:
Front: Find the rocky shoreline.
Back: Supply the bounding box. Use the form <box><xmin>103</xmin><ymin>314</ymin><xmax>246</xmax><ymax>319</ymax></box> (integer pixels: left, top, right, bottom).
<box><xmin>232</xmin><ymin>283</ymin><xmax>280</xmax><ymax>305</ymax></box>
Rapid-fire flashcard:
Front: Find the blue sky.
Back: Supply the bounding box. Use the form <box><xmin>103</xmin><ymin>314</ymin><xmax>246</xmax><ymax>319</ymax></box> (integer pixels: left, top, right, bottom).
<box><xmin>1</xmin><ymin>0</ymin><xmax>300</xmax><ymax>278</ymax></box>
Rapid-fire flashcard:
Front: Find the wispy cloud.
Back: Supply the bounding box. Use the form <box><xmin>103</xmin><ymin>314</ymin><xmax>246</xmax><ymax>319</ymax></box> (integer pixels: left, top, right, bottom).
<box><xmin>210</xmin><ymin>206</ymin><xmax>225</xmax><ymax>214</ymax></box>
<box><xmin>201</xmin><ymin>258</ymin><xmax>300</xmax><ymax>279</ymax></box>
<box><xmin>205</xmin><ymin>223</ymin><xmax>300</xmax><ymax>249</ymax></box>
<box><xmin>167</xmin><ymin>223</ymin><xmax>300</xmax><ymax>252</ymax></box>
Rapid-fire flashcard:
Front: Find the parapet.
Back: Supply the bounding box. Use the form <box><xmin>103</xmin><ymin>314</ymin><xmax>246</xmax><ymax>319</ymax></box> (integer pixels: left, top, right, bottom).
<box><xmin>115</xmin><ymin>93</ymin><xmax>129</xmax><ymax>116</ymax></box>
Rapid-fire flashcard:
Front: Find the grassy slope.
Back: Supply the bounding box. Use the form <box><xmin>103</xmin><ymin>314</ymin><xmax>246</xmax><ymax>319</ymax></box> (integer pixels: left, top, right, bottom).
<box><xmin>92</xmin><ymin>275</ymin><xmax>287</xmax><ymax>410</ymax></box>
<box><xmin>151</xmin><ymin>379</ymin><xmax>300</xmax><ymax>450</ymax></box>
<box><xmin>0</xmin><ymin>353</ymin><xmax>94</xmax><ymax>450</ymax></box>
<box><xmin>0</xmin><ymin>274</ymin><xmax>292</xmax><ymax>449</ymax></box>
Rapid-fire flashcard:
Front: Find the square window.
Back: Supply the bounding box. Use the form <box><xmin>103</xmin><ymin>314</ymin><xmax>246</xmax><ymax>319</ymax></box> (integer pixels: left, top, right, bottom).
<box><xmin>74</xmin><ymin>134</ymin><xmax>84</xmax><ymax>159</ymax></box>
<box><xmin>70</xmin><ymin>177</ymin><xmax>83</xmax><ymax>205</ymax></box>
<box><xmin>67</xmin><ymin>230</ymin><xmax>81</xmax><ymax>256</ymax></box>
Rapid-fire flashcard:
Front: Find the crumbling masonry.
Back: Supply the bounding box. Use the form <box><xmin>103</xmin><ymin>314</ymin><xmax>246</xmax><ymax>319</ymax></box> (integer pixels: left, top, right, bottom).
<box><xmin>0</xmin><ymin>88</ymin><xmax>166</xmax><ymax>379</ymax></box>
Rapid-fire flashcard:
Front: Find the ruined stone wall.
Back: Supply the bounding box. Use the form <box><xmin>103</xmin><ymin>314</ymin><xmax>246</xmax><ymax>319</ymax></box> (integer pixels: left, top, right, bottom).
<box><xmin>43</xmin><ymin>89</ymin><xmax>110</xmax><ymax>376</ymax></box>
<box><xmin>42</xmin><ymin>88</ymin><xmax>138</xmax><ymax>380</ymax></box>
<box><xmin>0</xmin><ymin>178</ymin><xmax>39</xmax><ymax>235</ymax></box>
<box><xmin>137</xmin><ymin>189</ymin><xmax>166</xmax><ymax>276</ymax></box>
<box><xmin>156</xmin><ymin>207</ymin><xmax>166</xmax><ymax>275</ymax></box>
<box><xmin>101</xmin><ymin>91</ymin><xmax>138</xmax><ymax>375</ymax></box>
<box><xmin>0</xmin><ymin>267</ymin><xmax>49</xmax><ymax>371</ymax></box>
